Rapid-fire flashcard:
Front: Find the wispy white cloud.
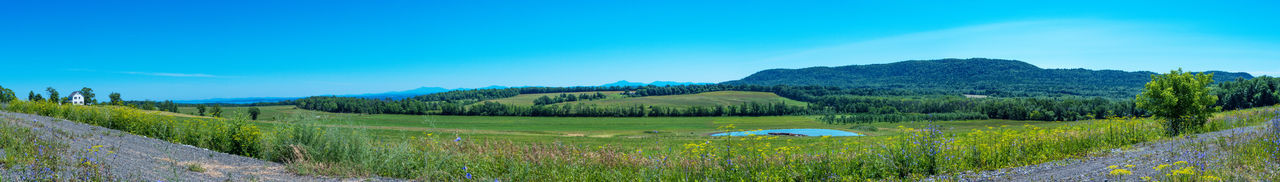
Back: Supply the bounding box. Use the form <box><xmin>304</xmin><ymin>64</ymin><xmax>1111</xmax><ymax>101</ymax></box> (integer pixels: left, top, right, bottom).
<box><xmin>120</xmin><ymin>71</ymin><xmax>218</xmax><ymax>78</ymax></box>
<box><xmin>1246</xmin><ymin>71</ymin><xmax>1280</xmax><ymax>77</ymax></box>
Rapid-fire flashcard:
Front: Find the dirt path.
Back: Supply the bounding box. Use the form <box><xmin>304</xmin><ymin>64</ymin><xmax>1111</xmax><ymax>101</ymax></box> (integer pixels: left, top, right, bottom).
<box><xmin>935</xmin><ymin>118</ymin><xmax>1277</xmax><ymax>181</ymax></box>
<box><xmin>0</xmin><ymin>111</ymin><xmax>397</xmax><ymax>182</ymax></box>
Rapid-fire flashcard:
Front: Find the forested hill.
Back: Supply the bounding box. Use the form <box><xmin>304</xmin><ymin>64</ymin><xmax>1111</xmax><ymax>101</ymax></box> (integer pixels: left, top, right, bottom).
<box><xmin>723</xmin><ymin>58</ymin><xmax>1253</xmax><ymax>98</ymax></box>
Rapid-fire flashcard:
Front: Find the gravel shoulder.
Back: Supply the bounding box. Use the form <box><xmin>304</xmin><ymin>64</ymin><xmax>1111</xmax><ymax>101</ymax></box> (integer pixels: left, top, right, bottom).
<box><xmin>0</xmin><ymin>111</ymin><xmax>393</xmax><ymax>182</ymax></box>
<box><xmin>935</xmin><ymin>119</ymin><xmax>1275</xmax><ymax>181</ymax></box>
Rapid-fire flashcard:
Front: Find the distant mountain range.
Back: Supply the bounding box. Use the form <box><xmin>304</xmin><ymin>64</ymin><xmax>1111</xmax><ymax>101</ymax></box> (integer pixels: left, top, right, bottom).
<box><xmin>175</xmin><ymin>81</ymin><xmax>712</xmax><ymax>104</ymax></box>
<box><xmin>722</xmin><ymin>58</ymin><xmax>1253</xmax><ymax>98</ymax></box>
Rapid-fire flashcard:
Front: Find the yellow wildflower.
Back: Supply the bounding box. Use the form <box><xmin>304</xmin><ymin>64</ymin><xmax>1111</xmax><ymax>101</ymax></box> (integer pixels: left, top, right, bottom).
<box><xmin>1200</xmin><ymin>175</ymin><xmax>1221</xmax><ymax>181</ymax></box>
<box><xmin>1107</xmin><ymin>165</ymin><xmax>1119</xmax><ymax>169</ymax></box>
<box><xmin>1109</xmin><ymin>168</ymin><xmax>1132</xmax><ymax>176</ymax></box>
<box><xmin>1153</xmin><ymin>164</ymin><xmax>1170</xmax><ymax>170</ymax></box>
<box><xmin>1125</xmin><ymin>164</ymin><xmax>1135</xmax><ymax>168</ymax></box>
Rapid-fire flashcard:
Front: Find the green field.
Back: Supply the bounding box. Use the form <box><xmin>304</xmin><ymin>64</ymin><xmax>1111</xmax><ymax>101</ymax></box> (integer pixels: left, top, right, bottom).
<box><xmin>28</xmin><ymin>101</ymin><xmax>1276</xmax><ymax>181</ymax></box>
<box><xmin>474</xmin><ymin>91</ymin><xmax>807</xmax><ymax>107</ymax></box>
<box><xmin>551</xmin><ymin>91</ymin><xmax>809</xmax><ymax>107</ymax></box>
<box><xmin>178</xmin><ymin>105</ymin><xmax>1074</xmax><ymax>148</ymax></box>
<box><xmin>475</xmin><ymin>91</ymin><xmax>626</xmax><ymax>106</ymax></box>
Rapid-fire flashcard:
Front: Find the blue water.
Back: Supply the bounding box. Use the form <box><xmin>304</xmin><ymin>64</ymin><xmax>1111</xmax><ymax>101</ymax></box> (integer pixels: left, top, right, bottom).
<box><xmin>711</xmin><ymin>129</ymin><xmax>864</xmax><ymax>137</ymax></box>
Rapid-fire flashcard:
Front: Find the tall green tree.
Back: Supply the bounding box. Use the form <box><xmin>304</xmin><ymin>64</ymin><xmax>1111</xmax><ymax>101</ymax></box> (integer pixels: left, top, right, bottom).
<box><xmin>248</xmin><ymin>107</ymin><xmax>261</xmax><ymax>120</ymax></box>
<box><xmin>30</xmin><ymin>92</ymin><xmax>44</xmax><ymax>102</ymax></box>
<box><xmin>0</xmin><ymin>85</ymin><xmax>15</xmax><ymax>103</ymax></box>
<box><xmin>79</xmin><ymin>87</ymin><xmax>96</xmax><ymax>104</ymax></box>
<box><xmin>197</xmin><ymin>105</ymin><xmax>207</xmax><ymax>116</ymax></box>
<box><xmin>45</xmin><ymin>87</ymin><xmax>59</xmax><ymax>103</ymax></box>
<box><xmin>1135</xmin><ymin>69</ymin><xmax>1220</xmax><ymax>136</ymax></box>
<box><xmin>210</xmin><ymin>105</ymin><xmax>223</xmax><ymax>118</ymax></box>
<box><xmin>109</xmin><ymin>93</ymin><xmax>122</xmax><ymax>105</ymax></box>
<box><xmin>1215</xmin><ymin>76</ymin><xmax>1280</xmax><ymax>110</ymax></box>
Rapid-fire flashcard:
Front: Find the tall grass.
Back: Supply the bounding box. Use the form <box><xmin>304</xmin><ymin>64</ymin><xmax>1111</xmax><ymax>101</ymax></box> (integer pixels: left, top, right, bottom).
<box><xmin>0</xmin><ymin>116</ymin><xmax>62</xmax><ymax>180</ymax></box>
<box><xmin>4</xmin><ymin>100</ymin><xmax>1276</xmax><ymax>181</ymax></box>
<box><xmin>2</xmin><ymin>101</ymin><xmax>263</xmax><ymax>157</ymax></box>
<box><xmin>1203</xmin><ymin>107</ymin><xmax>1280</xmax><ymax>181</ymax></box>
<box><xmin>256</xmin><ymin>116</ymin><xmax>1173</xmax><ymax>180</ymax></box>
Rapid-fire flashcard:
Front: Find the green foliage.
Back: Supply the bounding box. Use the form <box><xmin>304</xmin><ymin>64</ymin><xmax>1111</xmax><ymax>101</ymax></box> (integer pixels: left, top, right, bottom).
<box><xmin>1195</xmin><ymin>108</ymin><xmax>1280</xmax><ymax>180</ymax></box>
<box><xmin>0</xmin><ymin>117</ymin><xmax>62</xmax><ymax>172</ymax></box>
<box><xmin>211</xmin><ymin>105</ymin><xmax>223</xmax><ymax>118</ymax></box>
<box><xmin>122</xmin><ymin>100</ymin><xmax>180</xmax><ymax>112</ymax></box>
<box><xmin>809</xmin><ymin>95</ymin><xmax>1142</xmax><ymax>122</ymax></box>
<box><xmin>20</xmin><ymin>100</ymin><xmax>1273</xmax><ymax>181</ymax></box>
<box><xmin>296</xmin><ymin>83</ymin><xmax>1143</xmax><ymax>122</ymax></box>
<box><xmin>0</xmin><ymin>85</ymin><xmax>16</xmax><ymax>103</ymax></box>
<box><xmin>1136</xmin><ymin>69</ymin><xmax>1220</xmax><ymax>136</ymax></box>
<box><xmin>820</xmin><ymin>112</ymin><xmax>990</xmax><ymax>124</ymax></box>
<box><xmin>725</xmin><ymin>58</ymin><xmax>1252</xmax><ymax>98</ymax></box>
<box><xmin>45</xmin><ymin>87</ymin><xmax>59</xmax><ymax>103</ymax></box>
<box><xmin>30</xmin><ymin>92</ymin><xmax>44</xmax><ymax>102</ymax></box>
<box><xmin>1216</xmin><ymin>76</ymin><xmax>1280</xmax><ymax>110</ymax></box>
<box><xmin>248</xmin><ymin>107</ymin><xmax>261</xmax><ymax>120</ymax></box>
<box><xmin>79</xmin><ymin>87</ymin><xmax>96</xmax><ymax>104</ymax></box>
<box><xmin>532</xmin><ymin>92</ymin><xmax>608</xmax><ymax>105</ymax></box>
<box><xmin>0</xmin><ymin>101</ymin><xmax>265</xmax><ymax>157</ymax></box>
<box><xmin>108</xmin><ymin>92</ymin><xmax>122</xmax><ymax>105</ymax></box>
<box><xmin>197</xmin><ymin>104</ymin><xmax>207</xmax><ymax>116</ymax></box>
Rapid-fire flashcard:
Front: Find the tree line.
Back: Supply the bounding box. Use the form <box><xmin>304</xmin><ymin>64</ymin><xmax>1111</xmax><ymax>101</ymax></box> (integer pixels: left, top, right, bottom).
<box><xmin>818</xmin><ymin>112</ymin><xmax>990</xmax><ymax>124</ymax></box>
<box><xmin>442</xmin><ymin>101</ymin><xmax>805</xmax><ymax>117</ymax></box>
<box><xmin>1215</xmin><ymin>76</ymin><xmax>1280</xmax><ymax>110</ymax></box>
<box><xmin>533</xmin><ymin>92</ymin><xmax>608</xmax><ymax>105</ymax></box>
<box><xmin>290</xmin><ymin>84</ymin><xmax>1144</xmax><ymax>121</ymax></box>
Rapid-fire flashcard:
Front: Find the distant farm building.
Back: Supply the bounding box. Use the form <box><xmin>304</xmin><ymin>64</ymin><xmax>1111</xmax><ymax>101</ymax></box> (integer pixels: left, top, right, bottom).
<box><xmin>69</xmin><ymin>91</ymin><xmax>85</xmax><ymax>105</ymax></box>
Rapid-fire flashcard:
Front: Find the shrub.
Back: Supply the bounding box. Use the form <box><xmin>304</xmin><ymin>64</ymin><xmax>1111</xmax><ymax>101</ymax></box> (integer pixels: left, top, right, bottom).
<box><xmin>0</xmin><ymin>101</ymin><xmax>264</xmax><ymax>157</ymax></box>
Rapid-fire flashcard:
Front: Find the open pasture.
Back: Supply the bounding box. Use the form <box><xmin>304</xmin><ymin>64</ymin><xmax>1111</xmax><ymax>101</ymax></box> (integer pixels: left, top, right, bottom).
<box><xmin>177</xmin><ymin>105</ymin><xmax>1078</xmax><ymax>148</ymax></box>
<box><xmin>475</xmin><ymin>91</ymin><xmax>626</xmax><ymax>106</ymax></box>
<box><xmin>552</xmin><ymin>91</ymin><xmax>809</xmax><ymax>107</ymax></box>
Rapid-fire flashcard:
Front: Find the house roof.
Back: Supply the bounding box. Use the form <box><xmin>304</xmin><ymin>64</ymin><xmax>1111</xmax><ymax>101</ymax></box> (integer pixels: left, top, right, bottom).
<box><xmin>69</xmin><ymin>91</ymin><xmax>83</xmax><ymax>97</ymax></box>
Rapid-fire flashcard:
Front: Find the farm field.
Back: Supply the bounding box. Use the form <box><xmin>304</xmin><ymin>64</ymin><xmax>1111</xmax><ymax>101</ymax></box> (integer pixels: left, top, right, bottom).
<box><xmin>551</xmin><ymin>91</ymin><xmax>809</xmax><ymax>107</ymax></box>
<box><xmin>11</xmin><ymin>101</ymin><xmax>1278</xmax><ymax>181</ymax></box>
<box><xmin>475</xmin><ymin>91</ymin><xmax>627</xmax><ymax>106</ymax></box>
<box><xmin>178</xmin><ymin>105</ymin><xmax>1076</xmax><ymax>148</ymax></box>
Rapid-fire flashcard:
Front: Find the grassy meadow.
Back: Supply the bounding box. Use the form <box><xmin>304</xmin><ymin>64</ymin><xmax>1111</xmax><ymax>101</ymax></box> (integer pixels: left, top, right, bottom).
<box><xmin>472</xmin><ymin>91</ymin><xmax>805</xmax><ymax>107</ymax></box>
<box><xmin>8</xmin><ymin>100</ymin><xmax>1277</xmax><ymax>181</ymax></box>
<box><xmin>475</xmin><ymin>91</ymin><xmax>626</xmax><ymax>106</ymax></box>
<box><xmin>176</xmin><ymin>105</ymin><xmax>1070</xmax><ymax>148</ymax></box>
<box><xmin>551</xmin><ymin>91</ymin><xmax>809</xmax><ymax>107</ymax></box>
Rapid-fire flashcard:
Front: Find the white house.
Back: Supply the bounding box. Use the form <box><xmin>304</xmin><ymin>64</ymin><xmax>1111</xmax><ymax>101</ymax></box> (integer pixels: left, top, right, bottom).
<box><xmin>69</xmin><ymin>91</ymin><xmax>85</xmax><ymax>105</ymax></box>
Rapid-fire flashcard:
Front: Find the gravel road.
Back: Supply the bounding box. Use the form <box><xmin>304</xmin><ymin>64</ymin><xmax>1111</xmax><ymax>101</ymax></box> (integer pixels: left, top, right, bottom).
<box><xmin>933</xmin><ymin>117</ymin><xmax>1278</xmax><ymax>182</ymax></box>
<box><xmin>0</xmin><ymin>111</ymin><xmax>400</xmax><ymax>182</ymax></box>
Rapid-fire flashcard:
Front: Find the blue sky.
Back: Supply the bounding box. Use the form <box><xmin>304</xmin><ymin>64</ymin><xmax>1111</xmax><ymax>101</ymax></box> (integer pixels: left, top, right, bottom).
<box><xmin>2</xmin><ymin>0</ymin><xmax>1278</xmax><ymax>100</ymax></box>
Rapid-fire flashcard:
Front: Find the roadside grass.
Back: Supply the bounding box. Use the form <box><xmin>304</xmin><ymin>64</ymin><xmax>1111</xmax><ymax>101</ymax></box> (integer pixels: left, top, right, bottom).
<box><xmin>0</xmin><ymin>113</ymin><xmax>115</xmax><ymax>181</ymax></box>
<box><xmin>185</xmin><ymin>163</ymin><xmax>205</xmax><ymax>173</ymax></box>
<box><xmin>4</xmin><ymin>101</ymin><xmax>264</xmax><ymax>158</ymax></box>
<box><xmin>1199</xmin><ymin>107</ymin><xmax>1280</xmax><ymax>181</ymax></box>
<box><xmin>0</xmin><ymin>116</ymin><xmax>62</xmax><ymax>180</ymax></box>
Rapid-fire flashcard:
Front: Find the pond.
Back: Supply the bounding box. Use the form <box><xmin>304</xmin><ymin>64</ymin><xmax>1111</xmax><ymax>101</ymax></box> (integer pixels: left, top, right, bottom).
<box><xmin>711</xmin><ymin>129</ymin><xmax>865</xmax><ymax>137</ymax></box>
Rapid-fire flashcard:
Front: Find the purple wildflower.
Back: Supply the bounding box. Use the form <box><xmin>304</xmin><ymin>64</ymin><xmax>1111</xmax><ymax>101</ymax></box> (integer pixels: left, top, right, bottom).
<box><xmin>466</xmin><ymin>173</ymin><xmax>472</xmax><ymax>179</ymax></box>
<box><xmin>455</xmin><ymin>137</ymin><xmax>461</xmax><ymax>142</ymax></box>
